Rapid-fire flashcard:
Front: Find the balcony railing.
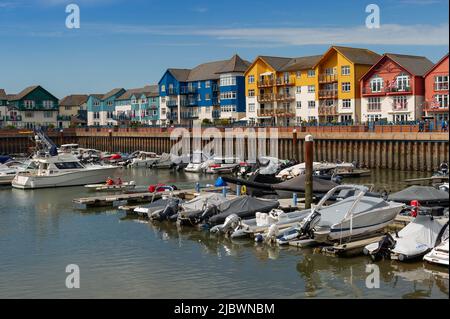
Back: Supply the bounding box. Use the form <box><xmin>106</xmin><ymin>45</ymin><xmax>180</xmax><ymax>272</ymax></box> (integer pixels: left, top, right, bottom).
<box><xmin>167</xmin><ymin>112</ymin><xmax>178</xmax><ymax>120</ymax></box>
<box><xmin>318</xmin><ymin>105</ymin><xmax>338</xmax><ymax>116</ymax></box>
<box><xmin>434</xmin><ymin>83</ymin><xmax>449</xmax><ymax>91</ymax></box>
<box><xmin>166</xmin><ymin>100</ymin><xmax>178</xmax><ymax>107</ymax></box>
<box><xmin>318</xmin><ymin>90</ymin><xmax>338</xmax><ymax>99</ymax></box>
<box><xmin>180</xmin><ymin>112</ymin><xmax>199</xmax><ymax>119</ymax></box>
<box><xmin>180</xmin><ymin>99</ymin><xmax>198</xmax><ymax>107</ymax></box>
<box><xmin>212</xmin><ymin>98</ymin><xmax>220</xmax><ymax>106</ymax></box>
<box><xmin>318</xmin><ymin>74</ymin><xmax>338</xmax><ymax>83</ymax></box>
<box><xmin>275</xmin><ymin>94</ymin><xmax>295</xmax><ymax>102</ymax></box>
<box><xmin>424</xmin><ymin>101</ymin><xmax>449</xmax><ymax>112</ymax></box>
<box><xmin>257</xmin><ymin>93</ymin><xmax>275</xmax><ymax>103</ymax></box>
<box><xmin>180</xmin><ymin>86</ymin><xmax>198</xmax><ymax>95</ymax></box>
<box><xmin>57</xmin><ymin>115</ymin><xmax>72</xmax><ymax>121</ymax></box>
<box><xmin>212</xmin><ymin>110</ymin><xmax>221</xmax><ymax>118</ymax></box>
<box><xmin>257</xmin><ymin>109</ymin><xmax>295</xmax><ymax>118</ymax></box>
<box><xmin>167</xmin><ymin>88</ymin><xmax>178</xmax><ymax>96</ymax></box>
<box><xmin>276</xmin><ymin>77</ymin><xmax>296</xmax><ymax>86</ymax></box>
<box><xmin>257</xmin><ymin>79</ymin><xmax>275</xmax><ymax>87</ymax></box>
<box><xmin>3</xmin><ymin>115</ymin><xmax>23</xmax><ymax>121</ymax></box>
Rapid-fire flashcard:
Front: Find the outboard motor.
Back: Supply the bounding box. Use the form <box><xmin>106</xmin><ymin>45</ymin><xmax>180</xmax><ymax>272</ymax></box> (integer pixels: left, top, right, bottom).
<box><xmin>210</xmin><ymin>214</ymin><xmax>240</xmax><ymax>235</ymax></box>
<box><xmin>265</xmin><ymin>224</ymin><xmax>280</xmax><ymax>244</ymax></box>
<box><xmin>300</xmin><ymin>210</ymin><xmax>321</xmax><ymax>238</ymax></box>
<box><xmin>151</xmin><ymin>199</ymin><xmax>180</xmax><ymax>221</ymax></box>
<box><xmin>200</xmin><ymin>205</ymin><xmax>219</xmax><ymax>223</ymax></box>
<box><xmin>367</xmin><ymin>233</ymin><xmax>397</xmax><ymax>261</ymax></box>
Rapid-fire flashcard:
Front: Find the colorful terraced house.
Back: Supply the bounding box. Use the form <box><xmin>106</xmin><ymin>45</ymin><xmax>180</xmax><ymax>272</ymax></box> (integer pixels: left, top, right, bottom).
<box><xmin>87</xmin><ymin>88</ymin><xmax>126</xmax><ymax>126</ymax></box>
<box><xmin>245</xmin><ymin>55</ymin><xmax>323</xmax><ymax>125</ymax></box>
<box><xmin>423</xmin><ymin>53</ymin><xmax>449</xmax><ymax>126</ymax></box>
<box><xmin>360</xmin><ymin>53</ymin><xmax>434</xmax><ymax>123</ymax></box>
<box><xmin>2</xmin><ymin>85</ymin><xmax>59</xmax><ymax>129</ymax></box>
<box><xmin>115</xmin><ymin>85</ymin><xmax>160</xmax><ymax>126</ymax></box>
<box><xmin>58</xmin><ymin>94</ymin><xmax>89</xmax><ymax>128</ymax></box>
<box><xmin>158</xmin><ymin>55</ymin><xmax>249</xmax><ymax>126</ymax></box>
<box><xmin>313</xmin><ymin>46</ymin><xmax>381</xmax><ymax>124</ymax></box>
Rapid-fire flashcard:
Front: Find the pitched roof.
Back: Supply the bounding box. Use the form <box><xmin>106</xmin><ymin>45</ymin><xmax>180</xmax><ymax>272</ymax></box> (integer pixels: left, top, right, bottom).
<box><xmin>6</xmin><ymin>94</ymin><xmax>16</xmax><ymax>101</ymax></box>
<box><xmin>168</xmin><ymin>69</ymin><xmax>191</xmax><ymax>82</ymax></box>
<box><xmin>9</xmin><ymin>85</ymin><xmax>59</xmax><ymax>101</ymax></box>
<box><xmin>102</xmin><ymin>88</ymin><xmax>125</xmax><ymax>100</ymax></box>
<box><xmin>89</xmin><ymin>94</ymin><xmax>104</xmax><ymax>100</ymax></box>
<box><xmin>59</xmin><ymin>94</ymin><xmax>88</xmax><ymax>106</ymax></box>
<box><xmin>216</xmin><ymin>54</ymin><xmax>251</xmax><ymax>74</ymax></box>
<box><xmin>0</xmin><ymin>89</ymin><xmax>6</xmax><ymax>100</ymax></box>
<box><xmin>423</xmin><ymin>53</ymin><xmax>449</xmax><ymax>78</ymax></box>
<box><xmin>260</xmin><ymin>56</ymin><xmax>293</xmax><ymax>71</ymax></box>
<box><xmin>116</xmin><ymin>85</ymin><xmax>159</xmax><ymax>101</ymax></box>
<box><xmin>384</xmin><ymin>53</ymin><xmax>435</xmax><ymax>76</ymax></box>
<box><xmin>187</xmin><ymin>60</ymin><xmax>228</xmax><ymax>81</ymax></box>
<box><xmin>314</xmin><ymin>46</ymin><xmax>381</xmax><ymax>68</ymax></box>
<box><xmin>280</xmin><ymin>55</ymin><xmax>323</xmax><ymax>72</ymax></box>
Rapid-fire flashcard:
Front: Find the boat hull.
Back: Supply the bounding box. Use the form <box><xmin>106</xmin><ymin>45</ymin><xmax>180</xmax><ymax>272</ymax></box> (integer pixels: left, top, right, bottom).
<box><xmin>12</xmin><ymin>167</ymin><xmax>118</xmax><ymax>189</ymax></box>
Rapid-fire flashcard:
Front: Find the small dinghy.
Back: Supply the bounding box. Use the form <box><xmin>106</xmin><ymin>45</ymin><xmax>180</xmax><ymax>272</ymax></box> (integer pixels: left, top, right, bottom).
<box><xmin>364</xmin><ymin>215</ymin><xmax>449</xmax><ymax>262</ymax></box>
<box><xmin>200</xmin><ymin>196</ymin><xmax>280</xmax><ymax>227</ymax></box>
<box><xmin>85</xmin><ymin>181</ymin><xmax>136</xmax><ymax>192</ymax></box>
<box><xmin>388</xmin><ymin>186</ymin><xmax>449</xmax><ymax>207</ymax></box>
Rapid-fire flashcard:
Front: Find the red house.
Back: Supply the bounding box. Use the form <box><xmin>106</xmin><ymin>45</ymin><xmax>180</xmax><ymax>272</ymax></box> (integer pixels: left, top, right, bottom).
<box><xmin>423</xmin><ymin>53</ymin><xmax>449</xmax><ymax>125</ymax></box>
<box><xmin>359</xmin><ymin>53</ymin><xmax>434</xmax><ymax>123</ymax></box>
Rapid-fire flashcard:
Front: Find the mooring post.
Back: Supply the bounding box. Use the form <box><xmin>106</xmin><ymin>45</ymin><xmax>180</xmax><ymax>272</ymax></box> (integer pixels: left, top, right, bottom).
<box><xmin>293</xmin><ymin>128</ymin><xmax>299</xmax><ymax>162</ymax></box>
<box><xmin>305</xmin><ymin>134</ymin><xmax>314</xmax><ymax>209</ymax></box>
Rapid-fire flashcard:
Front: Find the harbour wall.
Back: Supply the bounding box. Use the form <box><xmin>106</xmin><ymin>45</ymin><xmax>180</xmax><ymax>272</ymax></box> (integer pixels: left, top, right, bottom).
<box><xmin>0</xmin><ymin>127</ymin><xmax>448</xmax><ymax>172</ymax></box>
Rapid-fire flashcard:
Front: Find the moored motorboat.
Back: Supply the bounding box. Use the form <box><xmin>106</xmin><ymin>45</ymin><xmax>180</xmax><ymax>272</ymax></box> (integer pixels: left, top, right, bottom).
<box><xmin>84</xmin><ymin>181</ymin><xmax>136</xmax><ymax>192</ymax></box>
<box><xmin>184</xmin><ymin>151</ymin><xmax>214</xmax><ymax>173</ymax></box>
<box><xmin>424</xmin><ymin>239</ymin><xmax>449</xmax><ymax>266</ymax></box>
<box><xmin>129</xmin><ymin>152</ymin><xmax>160</xmax><ymax>168</ymax></box>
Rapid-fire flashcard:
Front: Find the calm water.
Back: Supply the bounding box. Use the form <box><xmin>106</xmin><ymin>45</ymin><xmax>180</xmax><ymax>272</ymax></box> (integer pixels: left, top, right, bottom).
<box><xmin>0</xmin><ymin>168</ymin><xmax>448</xmax><ymax>299</ymax></box>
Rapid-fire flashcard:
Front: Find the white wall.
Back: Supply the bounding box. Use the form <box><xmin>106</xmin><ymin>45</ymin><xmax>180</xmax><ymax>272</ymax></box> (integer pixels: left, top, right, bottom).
<box><xmin>295</xmin><ymin>87</ymin><xmax>318</xmax><ymax>121</ymax></box>
<box><xmin>361</xmin><ymin>95</ymin><xmax>422</xmax><ymax>122</ymax></box>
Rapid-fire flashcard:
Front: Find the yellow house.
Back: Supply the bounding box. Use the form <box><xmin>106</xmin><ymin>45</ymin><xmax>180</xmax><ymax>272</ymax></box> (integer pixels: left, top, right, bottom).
<box><xmin>313</xmin><ymin>46</ymin><xmax>380</xmax><ymax>123</ymax></box>
<box><xmin>244</xmin><ymin>55</ymin><xmax>321</xmax><ymax>126</ymax></box>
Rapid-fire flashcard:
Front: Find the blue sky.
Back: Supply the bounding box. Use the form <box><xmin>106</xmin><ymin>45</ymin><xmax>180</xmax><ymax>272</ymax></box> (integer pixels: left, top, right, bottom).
<box><xmin>0</xmin><ymin>0</ymin><xmax>448</xmax><ymax>97</ymax></box>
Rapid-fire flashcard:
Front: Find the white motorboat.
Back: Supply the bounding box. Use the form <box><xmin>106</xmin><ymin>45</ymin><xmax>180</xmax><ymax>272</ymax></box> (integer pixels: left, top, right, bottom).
<box><xmin>364</xmin><ymin>215</ymin><xmax>449</xmax><ymax>262</ymax></box>
<box><xmin>204</xmin><ymin>157</ymin><xmax>240</xmax><ymax>174</ymax></box>
<box><xmin>424</xmin><ymin>239</ymin><xmax>449</xmax><ymax>266</ymax></box>
<box><xmin>12</xmin><ymin>153</ymin><xmax>118</xmax><ymax>189</ymax></box>
<box><xmin>129</xmin><ymin>152</ymin><xmax>160</xmax><ymax>168</ymax></box>
<box><xmin>0</xmin><ymin>160</ymin><xmax>36</xmax><ymax>185</ymax></box>
<box><xmin>152</xmin><ymin>153</ymin><xmax>177</xmax><ymax>169</ymax></box>
<box><xmin>276</xmin><ymin>162</ymin><xmax>352</xmax><ymax>180</ymax></box>
<box><xmin>277</xmin><ymin>185</ymin><xmax>405</xmax><ymax>244</ymax></box>
<box><xmin>184</xmin><ymin>151</ymin><xmax>214</xmax><ymax>173</ymax></box>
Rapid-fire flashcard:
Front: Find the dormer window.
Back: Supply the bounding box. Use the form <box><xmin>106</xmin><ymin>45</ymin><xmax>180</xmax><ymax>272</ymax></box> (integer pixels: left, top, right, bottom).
<box><xmin>24</xmin><ymin>100</ymin><xmax>35</xmax><ymax>108</ymax></box>
<box><xmin>370</xmin><ymin>76</ymin><xmax>383</xmax><ymax>93</ymax></box>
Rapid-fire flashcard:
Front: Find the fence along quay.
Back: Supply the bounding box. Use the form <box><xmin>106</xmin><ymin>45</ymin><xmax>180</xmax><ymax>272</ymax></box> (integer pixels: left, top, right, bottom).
<box><xmin>0</xmin><ymin>126</ymin><xmax>448</xmax><ymax>172</ymax></box>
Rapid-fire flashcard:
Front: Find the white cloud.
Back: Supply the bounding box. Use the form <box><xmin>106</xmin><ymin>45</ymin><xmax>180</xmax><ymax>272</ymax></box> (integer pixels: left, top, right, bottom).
<box><xmin>85</xmin><ymin>22</ymin><xmax>449</xmax><ymax>46</ymax></box>
<box><xmin>192</xmin><ymin>7</ymin><xmax>208</xmax><ymax>13</ymax></box>
<box><xmin>399</xmin><ymin>0</ymin><xmax>442</xmax><ymax>5</ymax></box>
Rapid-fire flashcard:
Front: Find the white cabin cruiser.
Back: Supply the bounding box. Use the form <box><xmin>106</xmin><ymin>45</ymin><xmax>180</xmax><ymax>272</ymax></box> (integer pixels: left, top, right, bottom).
<box><xmin>184</xmin><ymin>151</ymin><xmax>214</xmax><ymax>173</ymax></box>
<box><xmin>0</xmin><ymin>160</ymin><xmax>36</xmax><ymax>185</ymax></box>
<box><xmin>12</xmin><ymin>153</ymin><xmax>118</xmax><ymax>189</ymax></box>
<box><xmin>277</xmin><ymin>185</ymin><xmax>405</xmax><ymax>244</ymax></box>
<box><xmin>276</xmin><ymin>162</ymin><xmax>353</xmax><ymax>180</ymax></box>
<box><xmin>129</xmin><ymin>152</ymin><xmax>160</xmax><ymax>168</ymax></box>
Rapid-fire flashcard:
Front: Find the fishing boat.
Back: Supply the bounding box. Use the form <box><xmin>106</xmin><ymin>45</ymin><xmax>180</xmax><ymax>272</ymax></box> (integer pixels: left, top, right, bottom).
<box><xmin>12</xmin><ymin>153</ymin><xmax>118</xmax><ymax>189</ymax></box>
<box><xmin>184</xmin><ymin>151</ymin><xmax>214</xmax><ymax>173</ymax></box>
<box><xmin>129</xmin><ymin>152</ymin><xmax>160</xmax><ymax>168</ymax></box>
<box><xmin>204</xmin><ymin>157</ymin><xmax>240</xmax><ymax>174</ymax></box>
<box><xmin>277</xmin><ymin>185</ymin><xmax>405</xmax><ymax>245</ymax></box>
<box><xmin>364</xmin><ymin>214</ymin><xmax>449</xmax><ymax>262</ymax></box>
<box><xmin>84</xmin><ymin>180</ymin><xmax>136</xmax><ymax>192</ymax></box>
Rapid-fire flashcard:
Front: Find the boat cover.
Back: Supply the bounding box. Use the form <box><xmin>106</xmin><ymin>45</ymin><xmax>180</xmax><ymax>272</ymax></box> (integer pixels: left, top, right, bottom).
<box><xmin>207</xmin><ymin>196</ymin><xmax>279</xmax><ymax>225</ymax></box>
<box><xmin>181</xmin><ymin>193</ymin><xmax>227</xmax><ymax>212</ymax></box>
<box><xmin>0</xmin><ymin>156</ymin><xmax>12</xmax><ymax>164</ymax></box>
<box><xmin>272</xmin><ymin>174</ymin><xmax>338</xmax><ymax>193</ymax></box>
<box><xmin>388</xmin><ymin>186</ymin><xmax>449</xmax><ymax>206</ymax></box>
<box><xmin>391</xmin><ymin>216</ymin><xmax>448</xmax><ymax>258</ymax></box>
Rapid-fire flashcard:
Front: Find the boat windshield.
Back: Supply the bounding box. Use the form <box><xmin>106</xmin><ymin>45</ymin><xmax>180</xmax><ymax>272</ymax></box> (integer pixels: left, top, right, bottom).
<box><xmin>54</xmin><ymin>162</ymin><xmax>84</xmax><ymax>169</ymax></box>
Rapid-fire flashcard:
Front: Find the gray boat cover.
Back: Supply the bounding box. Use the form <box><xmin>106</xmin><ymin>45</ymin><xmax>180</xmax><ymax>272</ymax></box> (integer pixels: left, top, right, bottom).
<box><xmin>207</xmin><ymin>196</ymin><xmax>280</xmax><ymax>225</ymax></box>
<box><xmin>272</xmin><ymin>174</ymin><xmax>338</xmax><ymax>193</ymax></box>
<box><xmin>388</xmin><ymin>186</ymin><xmax>449</xmax><ymax>205</ymax></box>
<box><xmin>181</xmin><ymin>193</ymin><xmax>228</xmax><ymax>212</ymax></box>
<box><xmin>391</xmin><ymin>215</ymin><xmax>448</xmax><ymax>258</ymax></box>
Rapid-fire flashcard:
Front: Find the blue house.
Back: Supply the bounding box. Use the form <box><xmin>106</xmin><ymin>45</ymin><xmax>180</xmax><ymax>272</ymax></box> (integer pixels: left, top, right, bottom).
<box><xmin>87</xmin><ymin>88</ymin><xmax>125</xmax><ymax>126</ymax></box>
<box><xmin>158</xmin><ymin>55</ymin><xmax>250</xmax><ymax>126</ymax></box>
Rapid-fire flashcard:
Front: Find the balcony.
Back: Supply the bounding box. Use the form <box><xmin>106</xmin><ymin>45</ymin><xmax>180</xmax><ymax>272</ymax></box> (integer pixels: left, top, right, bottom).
<box><xmin>257</xmin><ymin>109</ymin><xmax>295</xmax><ymax>118</ymax></box>
<box><xmin>276</xmin><ymin>77</ymin><xmax>296</xmax><ymax>86</ymax></box>
<box><xmin>318</xmin><ymin>74</ymin><xmax>338</xmax><ymax>83</ymax></box>
<box><xmin>257</xmin><ymin>79</ymin><xmax>275</xmax><ymax>88</ymax></box>
<box><xmin>166</xmin><ymin>100</ymin><xmax>178</xmax><ymax>107</ymax></box>
<box><xmin>434</xmin><ymin>83</ymin><xmax>449</xmax><ymax>91</ymax></box>
<box><xmin>113</xmin><ymin>114</ymin><xmax>133</xmax><ymax>121</ymax></box>
<box><xmin>3</xmin><ymin>115</ymin><xmax>22</xmax><ymax>121</ymax></box>
<box><xmin>212</xmin><ymin>110</ymin><xmax>221</xmax><ymax>118</ymax></box>
<box><xmin>275</xmin><ymin>93</ymin><xmax>295</xmax><ymax>102</ymax></box>
<box><xmin>180</xmin><ymin>111</ymin><xmax>199</xmax><ymax>119</ymax></box>
<box><xmin>57</xmin><ymin>115</ymin><xmax>72</xmax><ymax>121</ymax></box>
<box><xmin>424</xmin><ymin>101</ymin><xmax>449</xmax><ymax>112</ymax></box>
<box><xmin>386</xmin><ymin>86</ymin><xmax>412</xmax><ymax>95</ymax></box>
<box><xmin>257</xmin><ymin>93</ymin><xmax>275</xmax><ymax>103</ymax></box>
<box><xmin>318</xmin><ymin>90</ymin><xmax>338</xmax><ymax>99</ymax></box>
<box><xmin>167</xmin><ymin>112</ymin><xmax>178</xmax><ymax>120</ymax></box>
<box><xmin>318</xmin><ymin>105</ymin><xmax>338</xmax><ymax>116</ymax></box>
<box><xmin>180</xmin><ymin>86</ymin><xmax>198</xmax><ymax>95</ymax></box>
<box><xmin>167</xmin><ymin>88</ymin><xmax>178</xmax><ymax>96</ymax></box>
<box><xmin>180</xmin><ymin>99</ymin><xmax>198</xmax><ymax>107</ymax></box>
<box><xmin>211</xmin><ymin>98</ymin><xmax>220</xmax><ymax>106</ymax></box>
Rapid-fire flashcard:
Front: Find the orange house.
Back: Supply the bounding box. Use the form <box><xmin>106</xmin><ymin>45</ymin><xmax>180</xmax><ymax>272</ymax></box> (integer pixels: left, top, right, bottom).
<box><xmin>423</xmin><ymin>53</ymin><xmax>449</xmax><ymax>125</ymax></box>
